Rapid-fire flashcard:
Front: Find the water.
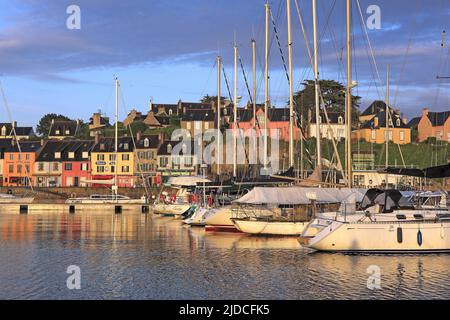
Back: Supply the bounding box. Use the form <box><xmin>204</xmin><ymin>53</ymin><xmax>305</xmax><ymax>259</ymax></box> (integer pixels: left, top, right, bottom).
<box><xmin>0</xmin><ymin>213</ymin><xmax>449</xmax><ymax>300</ymax></box>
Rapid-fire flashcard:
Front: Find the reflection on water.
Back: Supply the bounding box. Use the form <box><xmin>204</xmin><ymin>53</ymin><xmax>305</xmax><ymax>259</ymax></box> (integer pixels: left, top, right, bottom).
<box><xmin>0</xmin><ymin>213</ymin><xmax>449</xmax><ymax>299</ymax></box>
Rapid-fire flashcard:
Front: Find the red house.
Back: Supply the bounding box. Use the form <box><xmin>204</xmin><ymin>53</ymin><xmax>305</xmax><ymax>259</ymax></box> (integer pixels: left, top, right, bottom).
<box><xmin>61</xmin><ymin>141</ymin><xmax>94</xmax><ymax>187</ymax></box>
<box><xmin>230</xmin><ymin>105</ymin><xmax>302</xmax><ymax>142</ymax></box>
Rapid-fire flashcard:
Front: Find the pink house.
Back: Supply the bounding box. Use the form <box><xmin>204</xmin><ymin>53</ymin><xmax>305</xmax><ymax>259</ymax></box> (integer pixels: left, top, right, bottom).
<box><xmin>230</xmin><ymin>105</ymin><xmax>302</xmax><ymax>142</ymax></box>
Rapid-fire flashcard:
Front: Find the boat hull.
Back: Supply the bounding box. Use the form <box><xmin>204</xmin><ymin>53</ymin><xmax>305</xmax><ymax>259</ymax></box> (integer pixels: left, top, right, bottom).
<box><xmin>152</xmin><ymin>203</ymin><xmax>191</xmax><ymax>216</ymax></box>
<box><xmin>232</xmin><ymin>218</ymin><xmax>308</xmax><ymax>236</ymax></box>
<box><xmin>302</xmin><ymin>219</ymin><xmax>450</xmax><ymax>253</ymax></box>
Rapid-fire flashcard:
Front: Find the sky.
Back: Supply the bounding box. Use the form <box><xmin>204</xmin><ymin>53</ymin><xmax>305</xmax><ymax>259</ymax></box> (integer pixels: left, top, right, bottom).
<box><xmin>0</xmin><ymin>0</ymin><xmax>450</xmax><ymax>128</ymax></box>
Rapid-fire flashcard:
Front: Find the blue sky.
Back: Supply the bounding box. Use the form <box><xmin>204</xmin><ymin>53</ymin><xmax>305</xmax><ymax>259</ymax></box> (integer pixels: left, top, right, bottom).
<box><xmin>0</xmin><ymin>0</ymin><xmax>450</xmax><ymax>127</ymax></box>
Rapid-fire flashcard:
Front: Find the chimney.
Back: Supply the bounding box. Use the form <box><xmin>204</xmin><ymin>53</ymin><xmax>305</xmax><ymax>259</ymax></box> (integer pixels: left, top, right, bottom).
<box><xmin>149</xmin><ymin>97</ymin><xmax>153</xmax><ymax>112</ymax></box>
<box><xmin>422</xmin><ymin>107</ymin><xmax>429</xmax><ymax>117</ymax></box>
<box><xmin>93</xmin><ymin>113</ymin><xmax>101</xmax><ymax>126</ymax></box>
<box><xmin>94</xmin><ymin>133</ymin><xmax>100</xmax><ymax>145</ymax></box>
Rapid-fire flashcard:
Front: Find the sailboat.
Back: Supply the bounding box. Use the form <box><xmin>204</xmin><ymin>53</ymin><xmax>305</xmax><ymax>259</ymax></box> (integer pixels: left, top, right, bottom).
<box><xmin>66</xmin><ymin>78</ymin><xmax>146</xmax><ymax>205</ymax></box>
<box><xmin>299</xmin><ymin>183</ymin><xmax>450</xmax><ymax>253</ymax></box>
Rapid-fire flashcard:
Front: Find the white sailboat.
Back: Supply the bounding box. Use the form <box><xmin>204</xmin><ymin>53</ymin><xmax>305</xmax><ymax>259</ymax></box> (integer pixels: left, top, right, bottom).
<box><xmin>66</xmin><ymin>77</ymin><xmax>146</xmax><ymax>205</ymax></box>
<box><xmin>300</xmin><ymin>188</ymin><xmax>450</xmax><ymax>253</ymax></box>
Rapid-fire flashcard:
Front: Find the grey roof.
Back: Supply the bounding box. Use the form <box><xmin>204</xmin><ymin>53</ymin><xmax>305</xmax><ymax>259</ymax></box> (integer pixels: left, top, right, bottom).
<box><xmin>311</xmin><ymin>112</ymin><xmax>345</xmax><ymax>124</ymax></box>
<box><xmin>407</xmin><ymin>117</ymin><xmax>421</xmax><ymax>129</ymax></box>
<box><xmin>91</xmin><ymin>137</ymin><xmax>135</xmax><ymax>152</ymax></box>
<box><xmin>426</xmin><ymin>111</ymin><xmax>450</xmax><ymax>126</ymax></box>
<box><xmin>157</xmin><ymin>140</ymin><xmax>195</xmax><ymax>156</ymax></box>
<box><xmin>36</xmin><ymin>140</ymin><xmax>94</xmax><ymax>162</ymax></box>
<box><xmin>49</xmin><ymin>120</ymin><xmax>79</xmax><ymax>137</ymax></box>
<box><xmin>181</xmin><ymin>110</ymin><xmax>215</xmax><ymax>122</ymax></box>
<box><xmin>135</xmin><ymin>135</ymin><xmax>160</xmax><ymax>149</ymax></box>
<box><xmin>361</xmin><ymin>110</ymin><xmax>408</xmax><ymax>129</ymax></box>
<box><xmin>0</xmin><ymin>123</ymin><xmax>34</xmax><ymax>136</ymax></box>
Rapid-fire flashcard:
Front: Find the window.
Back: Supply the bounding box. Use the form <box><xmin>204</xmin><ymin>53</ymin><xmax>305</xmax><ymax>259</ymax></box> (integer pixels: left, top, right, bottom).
<box><xmin>64</xmin><ymin>163</ymin><xmax>72</xmax><ymax>171</ymax></box>
<box><xmin>55</xmin><ymin>129</ymin><xmax>60</xmax><ymax>135</ymax></box>
<box><xmin>186</xmin><ymin>122</ymin><xmax>191</xmax><ymax>130</ymax></box>
<box><xmin>144</xmin><ymin>138</ymin><xmax>149</xmax><ymax>148</ymax></box>
<box><xmin>169</xmin><ymin>109</ymin><xmax>173</xmax><ymax>116</ymax></box>
<box><xmin>100</xmin><ymin>143</ymin><xmax>105</xmax><ymax>151</ymax></box>
<box><xmin>122</xmin><ymin>166</ymin><xmax>130</xmax><ymax>173</ymax></box>
<box><xmin>111</xmin><ymin>166</ymin><xmax>115</xmax><ymax>173</ymax></box>
<box><xmin>68</xmin><ymin>152</ymin><xmax>75</xmax><ymax>159</ymax></box>
<box><xmin>97</xmin><ymin>166</ymin><xmax>105</xmax><ymax>173</ymax></box>
<box><xmin>185</xmin><ymin>156</ymin><xmax>193</xmax><ymax>167</ymax></box>
<box><xmin>8</xmin><ymin>164</ymin><xmax>13</xmax><ymax>173</ymax></box>
<box><xmin>371</xmin><ymin>130</ymin><xmax>376</xmax><ymax>140</ymax></box>
<box><xmin>122</xmin><ymin>154</ymin><xmax>130</xmax><ymax>161</ymax></box>
<box><xmin>205</xmin><ymin>122</ymin><xmax>209</xmax><ymax>130</ymax></box>
<box><xmin>18</xmin><ymin>154</ymin><xmax>21</xmax><ymax>161</ymax></box>
<box><xmin>97</xmin><ymin>154</ymin><xmax>105</xmax><ymax>161</ymax></box>
<box><xmin>82</xmin><ymin>152</ymin><xmax>89</xmax><ymax>159</ymax></box>
<box><xmin>38</xmin><ymin>163</ymin><xmax>44</xmax><ymax>171</ymax></box>
<box><xmin>81</xmin><ymin>163</ymin><xmax>89</xmax><ymax>171</ymax></box>
<box><xmin>1</xmin><ymin>126</ymin><xmax>6</xmax><ymax>136</ymax></box>
<box><xmin>25</xmin><ymin>154</ymin><xmax>30</xmax><ymax>160</ymax></box>
<box><xmin>399</xmin><ymin>131</ymin><xmax>405</xmax><ymax>141</ymax></box>
<box><xmin>65</xmin><ymin>129</ymin><xmax>70</xmax><ymax>135</ymax></box>
<box><xmin>338</xmin><ymin>116</ymin><xmax>343</xmax><ymax>124</ymax></box>
<box><xmin>9</xmin><ymin>154</ymin><xmax>13</xmax><ymax>161</ymax></box>
<box><xmin>25</xmin><ymin>165</ymin><xmax>30</xmax><ymax>174</ymax></box>
<box><xmin>54</xmin><ymin>152</ymin><xmax>61</xmax><ymax>159</ymax></box>
<box><xmin>173</xmin><ymin>157</ymin><xmax>180</xmax><ymax>165</ymax></box>
<box><xmin>109</xmin><ymin>154</ymin><xmax>116</xmax><ymax>161</ymax></box>
<box><xmin>123</xmin><ymin>143</ymin><xmax>129</xmax><ymax>150</ymax></box>
<box><xmin>195</xmin><ymin>121</ymin><xmax>201</xmax><ymax>130</ymax></box>
<box><xmin>17</xmin><ymin>164</ymin><xmax>22</xmax><ymax>174</ymax></box>
<box><xmin>396</xmin><ymin>118</ymin><xmax>401</xmax><ymax>127</ymax></box>
<box><xmin>167</xmin><ymin>144</ymin><xmax>172</xmax><ymax>153</ymax></box>
<box><xmin>53</xmin><ymin>163</ymin><xmax>59</xmax><ymax>171</ymax></box>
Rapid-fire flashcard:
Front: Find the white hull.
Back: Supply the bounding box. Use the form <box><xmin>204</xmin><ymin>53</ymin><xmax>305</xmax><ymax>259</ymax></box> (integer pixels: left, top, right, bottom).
<box><xmin>203</xmin><ymin>206</ymin><xmax>236</xmax><ymax>230</ymax></box>
<box><xmin>183</xmin><ymin>207</ymin><xmax>208</xmax><ymax>226</ymax></box>
<box><xmin>152</xmin><ymin>203</ymin><xmax>191</xmax><ymax>216</ymax></box>
<box><xmin>66</xmin><ymin>199</ymin><xmax>146</xmax><ymax>204</ymax></box>
<box><xmin>232</xmin><ymin>218</ymin><xmax>308</xmax><ymax>236</ymax></box>
<box><xmin>301</xmin><ymin>211</ymin><xmax>450</xmax><ymax>253</ymax></box>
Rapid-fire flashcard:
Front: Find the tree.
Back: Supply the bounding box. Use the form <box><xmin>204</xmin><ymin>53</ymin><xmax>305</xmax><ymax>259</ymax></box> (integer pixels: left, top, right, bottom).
<box><xmin>293</xmin><ymin>80</ymin><xmax>361</xmax><ymax>130</ymax></box>
<box><xmin>201</xmin><ymin>95</ymin><xmax>227</xmax><ymax>104</ymax></box>
<box><xmin>36</xmin><ymin>113</ymin><xmax>71</xmax><ymax>136</ymax></box>
<box><xmin>129</xmin><ymin>120</ymin><xmax>148</xmax><ymax>135</ymax></box>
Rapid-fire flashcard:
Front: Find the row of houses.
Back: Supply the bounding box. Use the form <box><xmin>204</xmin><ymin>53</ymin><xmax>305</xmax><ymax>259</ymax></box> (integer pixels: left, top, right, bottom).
<box><xmin>0</xmin><ymin>134</ymin><xmax>197</xmax><ymax>188</ymax></box>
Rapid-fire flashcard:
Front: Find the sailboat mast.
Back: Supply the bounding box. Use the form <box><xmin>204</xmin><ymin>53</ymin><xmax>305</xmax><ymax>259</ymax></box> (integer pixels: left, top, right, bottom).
<box><xmin>287</xmin><ymin>0</ymin><xmax>294</xmax><ymax>168</ymax></box>
<box><xmin>385</xmin><ymin>64</ymin><xmax>390</xmax><ymax>188</ymax></box>
<box><xmin>233</xmin><ymin>43</ymin><xmax>238</xmax><ymax>178</ymax></box>
<box><xmin>312</xmin><ymin>0</ymin><xmax>322</xmax><ymax>177</ymax></box>
<box><xmin>114</xmin><ymin>77</ymin><xmax>119</xmax><ymax>195</ymax></box>
<box><xmin>264</xmin><ymin>1</ymin><xmax>270</xmax><ymax>171</ymax></box>
<box><xmin>252</xmin><ymin>39</ymin><xmax>257</xmax><ymax>160</ymax></box>
<box><xmin>345</xmin><ymin>0</ymin><xmax>352</xmax><ymax>188</ymax></box>
<box><xmin>217</xmin><ymin>56</ymin><xmax>222</xmax><ymax>176</ymax></box>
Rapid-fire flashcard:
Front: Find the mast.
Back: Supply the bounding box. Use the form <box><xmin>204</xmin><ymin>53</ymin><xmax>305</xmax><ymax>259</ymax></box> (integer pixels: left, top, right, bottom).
<box><xmin>217</xmin><ymin>56</ymin><xmax>222</xmax><ymax>176</ymax></box>
<box><xmin>264</xmin><ymin>1</ymin><xmax>270</xmax><ymax>171</ymax></box>
<box><xmin>345</xmin><ymin>0</ymin><xmax>352</xmax><ymax>187</ymax></box>
<box><xmin>233</xmin><ymin>43</ymin><xmax>238</xmax><ymax>178</ymax></box>
<box><xmin>114</xmin><ymin>77</ymin><xmax>119</xmax><ymax>196</ymax></box>
<box><xmin>385</xmin><ymin>64</ymin><xmax>390</xmax><ymax>188</ymax></box>
<box><xmin>287</xmin><ymin>0</ymin><xmax>294</xmax><ymax>168</ymax></box>
<box><xmin>312</xmin><ymin>0</ymin><xmax>322</xmax><ymax>177</ymax></box>
<box><xmin>252</xmin><ymin>39</ymin><xmax>257</xmax><ymax>160</ymax></box>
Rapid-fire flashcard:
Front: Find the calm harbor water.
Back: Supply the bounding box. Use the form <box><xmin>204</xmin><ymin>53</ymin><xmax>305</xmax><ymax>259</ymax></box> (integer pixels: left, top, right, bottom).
<box><xmin>0</xmin><ymin>212</ymin><xmax>449</xmax><ymax>300</ymax></box>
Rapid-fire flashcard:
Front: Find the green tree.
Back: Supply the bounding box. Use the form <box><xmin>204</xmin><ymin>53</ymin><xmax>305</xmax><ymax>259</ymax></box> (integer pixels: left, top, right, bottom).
<box><xmin>201</xmin><ymin>95</ymin><xmax>227</xmax><ymax>104</ymax></box>
<box><xmin>36</xmin><ymin>113</ymin><xmax>71</xmax><ymax>136</ymax></box>
<box><xmin>129</xmin><ymin>120</ymin><xmax>148</xmax><ymax>135</ymax></box>
<box><xmin>293</xmin><ymin>80</ymin><xmax>361</xmax><ymax>131</ymax></box>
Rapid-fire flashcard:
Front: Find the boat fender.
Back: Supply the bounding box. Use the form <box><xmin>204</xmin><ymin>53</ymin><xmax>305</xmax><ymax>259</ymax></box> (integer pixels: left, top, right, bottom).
<box><xmin>397</xmin><ymin>227</ymin><xmax>403</xmax><ymax>244</ymax></box>
<box><xmin>417</xmin><ymin>229</ymin><xmax>423</xmax><ymax>247</ymax></box>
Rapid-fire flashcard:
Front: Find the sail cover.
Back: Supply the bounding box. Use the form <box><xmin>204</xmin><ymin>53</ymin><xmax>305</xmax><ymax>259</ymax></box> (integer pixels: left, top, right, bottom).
<box><xmin>380</xmin><ymin>163</ymin><xmax>450</xmax><ymax>178</ymax></box>
<box><xmin>233</xmin><ymin>187</ymin><xmax>367</xmax><ymax>205</ymax></box>
<box><xmin>168</xmin><ymin>176</ymin><xmax>211</xmax><ymax>187</ymax></box>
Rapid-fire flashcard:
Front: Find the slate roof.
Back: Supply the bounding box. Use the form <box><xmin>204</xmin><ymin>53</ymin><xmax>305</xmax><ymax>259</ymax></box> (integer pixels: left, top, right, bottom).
<box><xmin>426</xmin><ymin>111</ymin><xmax>450</xmax><ymax>126</ymax></box>
<box><xmin>151</xmin><ymin>103</ymin><xmax>179</xmax><ymax>115</ymax></box>
<box><xmin>91</xmin><ymin>137</ymin><xmax>135</xmax><ymax>152</ymax></box>
<box><xmin>135</xmin><ymin>135</ymin><xmax>160</xmax><ymax>149</ymax></box>
<box><xmin>360</xmin><ymin>100</ymin><xmax>390</xmax><ymax>116</ymax></box>
<box><xmin>311</xmin><ymin>112</ymin><xmax>345</xmax><ymax>124</ymax></box>
<box><xmin>407</xmin><ymin>117</ymin><xmax>421</xmax><ymax>129</ymax></box>
<box><xmin>49</xmin><ymin>120</ymin><xmax>79</xmax><ymax>137</ymax></box>
<box><xmin>181</xmin><ymin>110</ymin><xmax>215</xmax><ymax>122</ymax></box>
<box><xmin>6</xmin><ymin>141</ymin><xmax>42</xmax><ymax>153</ymax></box>
<box><xmin>157</xmin><ymin>140</ymin><xmax>195</xmax><ymax>156</ymax></box>
<box><xmin>360</xmin><ymin>110</ymin><xmax>409</xmax><ymax>129</ymax></box>
<box><xmin>0</xmin><ymin>123</ymin><xmax>34</xmax><ymax>136</ymax></box>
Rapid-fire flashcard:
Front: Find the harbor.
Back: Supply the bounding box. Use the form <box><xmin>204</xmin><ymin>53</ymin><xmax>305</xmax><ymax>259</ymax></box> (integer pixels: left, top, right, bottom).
<box><xmin>0</xmin><ymin>0</ymin><xmax>450</xmax><ymax>304</ymax></box>
<box><xmin>0</xmin><ymin>212</ymin><xmax>449</xmax><ymax>300</ymax></box>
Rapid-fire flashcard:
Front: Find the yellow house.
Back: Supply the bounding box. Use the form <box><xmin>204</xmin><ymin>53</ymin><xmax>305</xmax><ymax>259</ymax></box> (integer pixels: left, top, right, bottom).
<box><xmin>91</xmin><ymin>137</ymin><xmax>135</xmax><ymax>187</ymax></box>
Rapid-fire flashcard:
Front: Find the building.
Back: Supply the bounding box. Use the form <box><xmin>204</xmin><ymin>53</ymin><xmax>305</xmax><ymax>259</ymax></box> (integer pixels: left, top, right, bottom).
<box><xmin>61</xmin><ymin>141</ymin><xmax>95</xmax><ymax>187</ymax></box>
<box><xmin>356</xmin><ymin>101</ymin><xmax>410</xmax><ymax>144</ymax></box>
<box><xmin>157</xmin><ymin>140</ymin><xmax>198</xmax><ymax>181</ymax></box>
<box><xmin>3</xmin><ymin>141</ymin><xmax>41</xmax><ymax>187</ymax></box>
<box><xmin>48</xmin><ymin>119</ymin><xmax>81</xmax><ymax>140</ymax></box>
<box><xmin>34</xmin><ymin>140</ymin><xmax>66</xmax><ymax>187</ymax></box>
<box><xmin>134</xmin><ymin>134</ymin><xmax>162</xmax><ymax>186</ymax></box>
<box><xmin>0</xmin><ymin>139</ymin><xmax>13</xmax><ymax>186</ymax></box>
<box><xmin>0</xmin><ymin>122</ymin><xmax>34</xmax><ymax>140</ymax></box>
<box><xmin>90</xmin><ymin>137</ymin><xmax>136</xmax><ymax>187</ymax></box>
<box><xmin>180</xmin><ymin>110</ymin><xmax>215</xmax><ymax>137</ymax></box>
<box><xmin>89</xmin><ymin>112</ymin><xmax>110</xmax><ymax>137</ymax></box>
<box><xmin>412</xmin><ymin>108</ymin><xmax>450</xmax><ymax>142</ymax></box>
<box><xmin>308</xmin><ymin>112</ymin><xmax>346</xmax><ymax>140</ymax></box>
<box><xmin>230</xmin><ymin>105</ymin><xmax>303</xmax><ymax>142</ymax></box>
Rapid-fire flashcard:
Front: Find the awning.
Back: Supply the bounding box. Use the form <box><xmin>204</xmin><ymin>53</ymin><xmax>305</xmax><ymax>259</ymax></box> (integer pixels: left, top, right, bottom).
<box><xmin>233</xmin><ymin>187</ymin><xmax>367</xmax><ymax>205</ymax></box>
